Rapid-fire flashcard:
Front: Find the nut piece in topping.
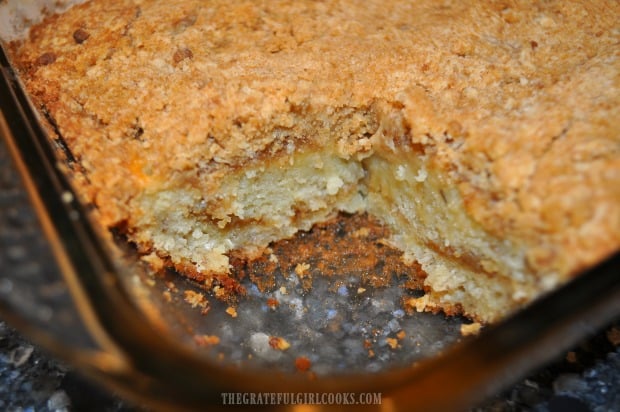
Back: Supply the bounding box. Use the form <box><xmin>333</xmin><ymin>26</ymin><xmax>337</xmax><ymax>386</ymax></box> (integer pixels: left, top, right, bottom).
<box><xmin>35</xmin><ymin>52</ymin><xmax>56</xmax><ymax>66</ymax></box>
<box><xmin>173</xmin><ymin>47</ymin><xmax>193</xmax><ymax>64</ymax></box>
<box><xmin>73</xmin><ymin>28</ymin><xmax>90</xmax><ymax>44</ymax></box>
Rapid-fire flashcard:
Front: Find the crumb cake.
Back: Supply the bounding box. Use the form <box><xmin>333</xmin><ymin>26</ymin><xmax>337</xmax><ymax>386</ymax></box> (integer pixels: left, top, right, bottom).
<box><xmin>6</xmin><ymin>0</ymin><xmax>620</xmax><ymax>323</ymax></box>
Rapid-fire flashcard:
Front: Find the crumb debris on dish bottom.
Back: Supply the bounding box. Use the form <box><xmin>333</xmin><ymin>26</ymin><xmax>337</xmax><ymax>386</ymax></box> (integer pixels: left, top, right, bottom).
<box><xmin>7</xmin><ymin>0</ymin><xmax>620</xmax><ymax>325</ymax></box>
<box><xmin>149</xmin><ymin>213</ymin><xmax>472</xmax><ymax>375</ymax></box>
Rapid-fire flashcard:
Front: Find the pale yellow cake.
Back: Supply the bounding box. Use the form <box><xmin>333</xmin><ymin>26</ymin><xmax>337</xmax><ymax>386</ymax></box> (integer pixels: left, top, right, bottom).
<box><xmin>8</xmin><ymin>0</ymin><xmax>620</xmax><ymax>322</ymax></box>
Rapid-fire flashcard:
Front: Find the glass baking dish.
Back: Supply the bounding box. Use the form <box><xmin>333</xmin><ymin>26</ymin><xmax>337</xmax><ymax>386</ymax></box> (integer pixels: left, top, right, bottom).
<box><xmin>1</xmin><ymin>2</ymin><xmax>619</xmax><ymax>411</ymax></box>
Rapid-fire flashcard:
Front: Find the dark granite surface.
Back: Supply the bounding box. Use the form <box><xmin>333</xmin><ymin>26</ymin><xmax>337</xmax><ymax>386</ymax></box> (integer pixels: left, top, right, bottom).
<box><xmin>0</xmin><ymin>318</ymin><xmax>618</xmax><ymax>411</ymax></box>
<box><xmin>1</xmin><ymin>126</ymin><xmax>619</xmax><ymax>411</ymax></box>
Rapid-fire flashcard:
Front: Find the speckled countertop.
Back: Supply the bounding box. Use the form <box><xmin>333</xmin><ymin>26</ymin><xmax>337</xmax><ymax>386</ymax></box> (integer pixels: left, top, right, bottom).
<box><xmin>1</xmin><ymin>132</ymin><xmax>619</xmax><ymax>412</ymax></box>
<box><xmin>0</xmin><ymin>318</ymin><xmax>618</xmax><ymax>412</ymax></box>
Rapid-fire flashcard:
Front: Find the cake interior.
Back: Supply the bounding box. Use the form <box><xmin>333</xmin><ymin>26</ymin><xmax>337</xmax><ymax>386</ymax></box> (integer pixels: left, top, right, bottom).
<box><xmin>126</xmin><ymin>103</ymin><xmax>542</xmax><ymax>324</ymax></box>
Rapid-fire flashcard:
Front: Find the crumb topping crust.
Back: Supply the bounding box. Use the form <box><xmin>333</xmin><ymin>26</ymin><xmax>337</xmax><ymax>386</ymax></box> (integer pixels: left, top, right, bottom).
<box><xmin>9</xmin><ymin>0</ymin><xmax>620</xmax><ymax>278</ymax></box>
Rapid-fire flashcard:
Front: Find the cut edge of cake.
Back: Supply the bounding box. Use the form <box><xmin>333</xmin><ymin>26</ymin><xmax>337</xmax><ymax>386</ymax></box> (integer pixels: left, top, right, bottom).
<box><xmin>116</xmin><ymin>101</ymin><xmax>570</xmax><ymax>324</ymax></box>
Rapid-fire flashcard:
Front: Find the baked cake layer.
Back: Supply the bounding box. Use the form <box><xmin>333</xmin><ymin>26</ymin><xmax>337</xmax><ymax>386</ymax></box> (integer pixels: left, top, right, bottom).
<box><xmin>131</xmin><ymin>149</ymin><xmax>367</xmax><ymax>274</ymax></box>
<box><xmin>7</xmin><ymin>0</ymin><xmax>620</xmax><ymax>322</ymax></box>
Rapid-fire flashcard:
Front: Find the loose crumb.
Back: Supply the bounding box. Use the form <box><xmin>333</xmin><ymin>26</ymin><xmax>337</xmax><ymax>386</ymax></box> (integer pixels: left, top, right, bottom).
<box><xmin>295</xmin><ymin>356</ymin><xmax>311</xmax><ymax>372</ymax></box>
<box><xmin>357</xmin><ymin>287</ymin><xmax>366</xmax><ymax>294</ymax></box>
<box><xmin>460</xmin><ymin>322</ymin><xmax>482</xmax><ymax>336</ymax></box>
<box><xmin>184</xmin><ymin>290</ymin><xmax>208</xmax><ymax>309</ymax></box>
<box><xmin>141</xmin><ymin>252</ymin><xmax>164</xmax><ymax>272</ymax></box>
<box><xmin>403</xmin><ymin>295</ymin><xmax>430</xmax><ymax>314</ymax></box>
<box><xmin>162</xmin><ymin>290</ymin><xmax>172</xmax><ymax>302</ymax></box>
<box><xmin>565</xmin><ymin>351</ymin><xmax>578</xmax><ymax>363</ymax></box>
<box><xmin>226</xmin><ymin>306</ymin><xmax>238</xmax><ymax>318</ymax></box>
<box><xmin>269</xmin><ymin>336</ymin><xmax>291</xmax><ymax>351</ymax></box>
<box><xmin>213</xmin><ymin>285</ymin><xmax>228</xmax><ymax>299</ymax></box>
<box><xmin>266</xmin><ymin>297</ymin><xmax>279</xmax><ymax>309</ymax></box>
<box><xmin>295</xmin><ymin>262</ymin><xmax>311</xmax><ymax>276</ymax></box>
<box><xmin>386</xmin><ymin>338</ymin><xmax>399</xmax><ymax>350</ymax></box>
<box><xmin>165</xmin><ymin>281</ymin><xmax>178</xmax><ymax>292</ymax></box>
<box><xmin>194</xmin><ymin>334</ymin><xmax>220</xmax><ymax>347</ymax></box>
<box><xmin>396</xmin><ymin>330</ymin><xmax>406</xmax><ymax>340</ymax></box>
